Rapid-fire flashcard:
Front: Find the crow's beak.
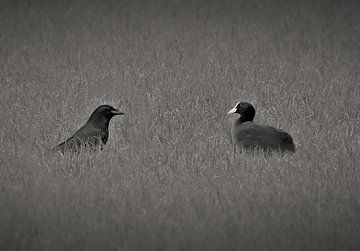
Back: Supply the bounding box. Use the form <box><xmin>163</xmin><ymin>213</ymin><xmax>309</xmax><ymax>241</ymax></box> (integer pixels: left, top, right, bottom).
<box><xmin>111</xmin><ymin>109</ymin><xmax>125</xmax><ymax>116</ymax></box>
<box><xmin>227</xmin><ymin>107</ymin><xmax>237</xmax><ymax>115</ymax></box>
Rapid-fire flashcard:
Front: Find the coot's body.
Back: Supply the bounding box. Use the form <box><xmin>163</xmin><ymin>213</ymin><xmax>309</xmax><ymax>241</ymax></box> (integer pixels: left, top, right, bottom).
<box><xmin>228</xmin><ymin>102</ymin><xmax>295</xmax><ymax>153</ymax></box>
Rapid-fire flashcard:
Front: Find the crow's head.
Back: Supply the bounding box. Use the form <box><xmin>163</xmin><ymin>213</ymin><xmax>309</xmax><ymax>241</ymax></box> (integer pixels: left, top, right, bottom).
<box><xmin>88</xmin><ymin>105</ymin><xmax>124</xmax><ymax>127</ymax></box>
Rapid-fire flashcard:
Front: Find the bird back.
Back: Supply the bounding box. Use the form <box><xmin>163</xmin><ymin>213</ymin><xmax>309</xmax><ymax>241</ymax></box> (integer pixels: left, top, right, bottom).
<box><xmin>53</xmin><ymin>124</ymin><xmax>108</xmax><ymax>154</ymax></box>
<box><xmin>233</xmin><ymin>122</ymin><xmax>295</xmax><ymax>153</ymax></box>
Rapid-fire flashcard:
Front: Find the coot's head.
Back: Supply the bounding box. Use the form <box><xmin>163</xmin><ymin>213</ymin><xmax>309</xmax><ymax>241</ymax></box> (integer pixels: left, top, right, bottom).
<box><xmin>228</xmin><ymin>102</ymin><xmax>255</xmax><ymax>122</ymax></box>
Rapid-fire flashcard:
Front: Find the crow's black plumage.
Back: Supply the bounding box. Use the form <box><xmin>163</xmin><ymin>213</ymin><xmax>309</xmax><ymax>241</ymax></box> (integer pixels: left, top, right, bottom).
<box><xmin>228</xmin><ymin>102</ymin><xmax>295</xmax><ymax>154</ymax></box>
<box><xmin>52</xmin><ymin>105</ymin><xmax>124</xmax><ymax>154</ymax></box>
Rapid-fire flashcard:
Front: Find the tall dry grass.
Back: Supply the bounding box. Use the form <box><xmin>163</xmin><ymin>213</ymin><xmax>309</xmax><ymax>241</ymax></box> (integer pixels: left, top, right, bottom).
<box><xmin>1</xmin><ymin>0</ymin><xmax>360</xmax><ymax>250</ymax></box>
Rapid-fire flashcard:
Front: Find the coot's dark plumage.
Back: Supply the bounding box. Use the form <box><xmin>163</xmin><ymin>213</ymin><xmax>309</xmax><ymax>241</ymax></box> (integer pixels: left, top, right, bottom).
<box><xmin>228</xmin><ymin>102</ymin><xmax>295</xmax><ymax>153</ymax></box>
<box><xmin>53</xmin><ymin>105</ymin><xmax>124</xmax><ymax>154</ymax></box>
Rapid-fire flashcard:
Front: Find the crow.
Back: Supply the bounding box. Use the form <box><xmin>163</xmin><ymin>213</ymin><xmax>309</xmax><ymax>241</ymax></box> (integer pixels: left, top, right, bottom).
<box><xmin>228</xmin><ymin>102</ymin><xmax>295</xmax><ymax>154</ymax></box>
<box><xmin>52</xmin><ymin>105</ymin><xmax>124</xmax><ymax>154</ymax></box>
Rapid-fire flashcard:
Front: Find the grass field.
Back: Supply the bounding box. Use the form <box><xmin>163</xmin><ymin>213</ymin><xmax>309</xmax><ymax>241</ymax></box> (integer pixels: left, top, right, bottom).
<box><xmin>1</xmin><ymin>0</ymin><xmax>360</xmax><ymax>250</ymax></box>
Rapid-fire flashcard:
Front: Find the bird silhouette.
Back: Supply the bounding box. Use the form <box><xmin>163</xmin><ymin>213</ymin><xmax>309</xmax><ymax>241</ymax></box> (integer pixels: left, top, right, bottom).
<box><xmin>228</xmin><ymin>102</ymin><xmax>295</xmax><ymax>154</ymax></box>
<box><xmin>52</xmin><ymin>105</ymin><xmax>124</xmax><ymax>154</ymax></box>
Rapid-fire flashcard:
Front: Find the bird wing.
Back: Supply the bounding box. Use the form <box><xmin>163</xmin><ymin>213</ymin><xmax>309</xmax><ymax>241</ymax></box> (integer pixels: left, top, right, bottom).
<box><xmin>54</xmin><ymin>125</ymin><xmax>107</xmax><ymax>153</ymax></box>
<box><xmin>267</xmin><ymin>127</ymin><xmax>295</xmax><ymax>152</ymax></box>
<box><xmin>73</xmin><ymin>125</ymin><xmax>106</xmax><ymax>142</ymax></box>
<box><xmin>234</xmin><ymin>122</ymin><xmax>295</xmax><ymax>152</ymax></box>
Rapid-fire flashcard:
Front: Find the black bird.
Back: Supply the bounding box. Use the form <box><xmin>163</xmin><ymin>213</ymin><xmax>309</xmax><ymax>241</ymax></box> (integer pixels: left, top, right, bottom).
<box><xmin>52</xmin><ymin>105</ymin><xmax>124</xmax><ymax>154</ymax></box>
<box><xmin>228</xmin><ymin>102</ymin><xmax>295</xmax><ymax>153</ymax></box>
